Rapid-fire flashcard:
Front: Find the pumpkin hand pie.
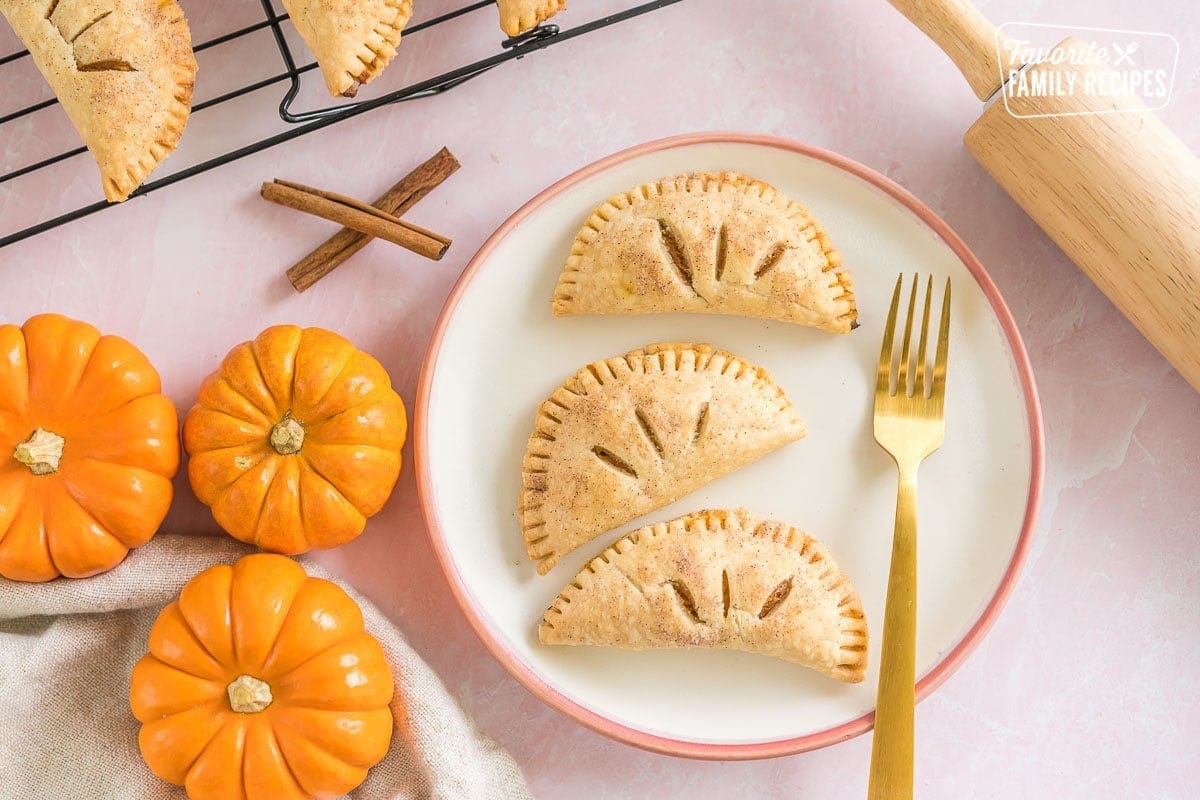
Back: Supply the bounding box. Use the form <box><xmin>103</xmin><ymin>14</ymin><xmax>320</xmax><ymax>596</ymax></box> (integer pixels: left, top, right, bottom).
<box><xmin>497</xmin><ymin>0</ymin><xmax>567</xmax><ymax>36</ymax></box>
<box><xmin>279</xmin><ymin>0</ymin><xmax>412</xmax><ymax>97</ymax></box>
<box><xmin>520</xmin><ymin>343</ymin><xmax>804</xmax><ymax>574</ymax></box>
<box><xmin>540</xmin><ymin>508</ymin><xmax>868</xmax><ymax>683</ymax></box>
<box><xmin>553</xmin><ymin>172</ymin><xmax>858</xmax><ymax>333</ymax></box>
<box><xmin>0</xmin><ymin>0</ymin><xmax>197</xmax><ymax>202</ymax></box>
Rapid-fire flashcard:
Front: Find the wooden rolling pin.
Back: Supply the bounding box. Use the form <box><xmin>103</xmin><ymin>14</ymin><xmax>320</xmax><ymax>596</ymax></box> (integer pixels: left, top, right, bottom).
<box><xmin>889</xmin><ymin>0</ymin><xmax>1200</xmax><ymax>392</ymax></box>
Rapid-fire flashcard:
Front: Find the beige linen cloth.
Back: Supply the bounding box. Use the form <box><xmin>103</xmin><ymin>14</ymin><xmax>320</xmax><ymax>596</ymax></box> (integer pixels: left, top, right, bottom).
<box><xmin>0</xmin><ymin>534</ymin><xmax>532</xmax><ymax>800</ymax></box>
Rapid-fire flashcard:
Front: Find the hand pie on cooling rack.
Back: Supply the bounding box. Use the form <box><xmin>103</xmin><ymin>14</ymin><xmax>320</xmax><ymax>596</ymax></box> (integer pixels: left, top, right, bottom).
<box><xmin>519</xmin><ymin>343</ymin><xmax>805</xmax><ymax>574</ymax></box>
<box><xmin>553</xmin><ymin>172</ymin><xmax>858</xmax><ymax>333</ymax></box>
<box><xmin>0</xmin><ymin>0</ymin><xmax>197</xmax><ymax>201</ymax></box>
<box><xmin>279</xmin><ymin>0</ymin><xmax>411</xmax><ymax>97</ymax></box>
<box><xmin>497</xmin><ymin>0</ymin><xmax>567</xmax><ymax>36</ymax></box>
<box><xmin>540</xmin><ymin>508</ymin><xmax>868</xmax><ymax>683</ymax></box>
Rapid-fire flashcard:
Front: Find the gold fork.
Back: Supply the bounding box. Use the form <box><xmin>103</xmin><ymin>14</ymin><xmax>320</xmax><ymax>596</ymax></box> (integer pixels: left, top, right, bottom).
<box><xmin>867</xmin><ymin>274</ymin><xmax>951</xmax><ymax>800</ymax></box>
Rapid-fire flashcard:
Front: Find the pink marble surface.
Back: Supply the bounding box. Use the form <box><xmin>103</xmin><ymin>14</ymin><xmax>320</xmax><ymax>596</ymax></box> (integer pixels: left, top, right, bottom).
<box><xmin>2</xmin><ymin>0</ymin><xmax>1199</xmax><ymax>796</ymax></box>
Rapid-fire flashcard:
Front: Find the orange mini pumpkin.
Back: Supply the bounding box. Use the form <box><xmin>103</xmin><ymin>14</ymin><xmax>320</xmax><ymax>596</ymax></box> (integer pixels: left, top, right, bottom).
<box><xmin>184</xmin><ymin>325</ymin><xmax>407</xmax><ymax>554</ymax></box>
<box><xmin>0</xmin><ymin>314</ymin><xmax>179</xmax><ymax>581</ymax></box>
<box><xmin>131</xmin><ymin>553</ymin><xmax>395</xmax><ymax>800</ymax></box>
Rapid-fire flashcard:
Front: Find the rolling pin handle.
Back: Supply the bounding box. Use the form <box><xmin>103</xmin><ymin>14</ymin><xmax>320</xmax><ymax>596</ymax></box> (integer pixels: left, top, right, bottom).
<box><xmin>885</xmin><ymin>0</ymin><xmax>1015</xmax><ymax>101</ymax></box>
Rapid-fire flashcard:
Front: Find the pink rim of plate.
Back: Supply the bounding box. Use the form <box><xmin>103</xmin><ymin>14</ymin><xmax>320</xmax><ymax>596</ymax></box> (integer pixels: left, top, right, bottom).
<box><xmin>414</xmin><ymin>131</ymin><xmax>1045</xmax><ymax>760</ymax></box>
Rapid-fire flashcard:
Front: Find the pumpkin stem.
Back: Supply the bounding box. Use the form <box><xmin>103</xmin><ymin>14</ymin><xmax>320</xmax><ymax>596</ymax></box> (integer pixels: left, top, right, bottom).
<box><xmin>13</xmin><ymin>428</ymin><xmax>65</xmax><ymax>476</ymax></box>
<box><xmin>269</xmin><ymin>413</ymin><xmax>305</xmax><ymax>455</ymax></box>
<box><xmin>227</xmin><ymin>674</ymin><xmax>273</xmax><ymax>713</ymax></box>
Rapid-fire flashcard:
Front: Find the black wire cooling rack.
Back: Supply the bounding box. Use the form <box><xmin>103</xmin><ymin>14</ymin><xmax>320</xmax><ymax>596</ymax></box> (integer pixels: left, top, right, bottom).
<box><xmin>0</xmin><ymin>0</ymin><xmax>686</xmax><ymax>248</ymax></box>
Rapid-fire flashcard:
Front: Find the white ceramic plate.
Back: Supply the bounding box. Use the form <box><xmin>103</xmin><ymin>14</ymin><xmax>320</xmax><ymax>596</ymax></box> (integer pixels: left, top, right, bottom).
<box><xmin>415</xmin><ymin>133</ymin><xmax>1042</xmax><ymax>759</ymax></box>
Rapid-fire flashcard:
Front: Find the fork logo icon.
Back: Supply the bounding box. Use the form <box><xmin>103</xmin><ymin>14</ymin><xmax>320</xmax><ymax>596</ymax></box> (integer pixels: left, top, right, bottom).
<box><xmin>1112</xmin><ymin>40</ymin><xmax>1140</xmax><ymax>67</ymax></box>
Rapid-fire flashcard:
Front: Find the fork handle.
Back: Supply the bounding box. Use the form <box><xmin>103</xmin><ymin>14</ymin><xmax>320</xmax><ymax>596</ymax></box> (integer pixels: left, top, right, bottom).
<box><xmin>867</xmin><ymin>469</ymin><xmax>918</xmax><ymax>800</ymax></box>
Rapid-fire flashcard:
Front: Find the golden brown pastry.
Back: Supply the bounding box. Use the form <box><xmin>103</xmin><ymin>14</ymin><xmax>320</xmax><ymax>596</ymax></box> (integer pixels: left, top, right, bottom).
<box><xmin>0</xmin><ymin>0</ymin><xmax>197</xmax><ymax>202</ymax></box>
<box><xmin>279</xmin><ymin>0</ymin><xmax>411</xmax><ymax>97</ymax></box>
<box><xmin>540</xmin><ymin>508</ymin><xmax>868</xmax><ymax>683</ymax></box>
<box><xmin>554</xmin><ymin>172</ymin><xmax>858</xmax><ymax>333</ymax></box>
<box><xmin>520</xmin><ymin>343</ymin><xmax>805</xmax><ymax>574</ymax></box>
<box><xmin>497</xmin><ymin>0</ymin><xmax>567</xmax><ymax>37</ymax></box>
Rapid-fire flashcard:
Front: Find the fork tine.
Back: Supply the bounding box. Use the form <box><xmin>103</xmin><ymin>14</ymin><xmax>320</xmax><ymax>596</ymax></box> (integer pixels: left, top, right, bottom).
<box><xmin>932</xmin><ymin>277</ymin><xmax>952</xmax><ymax>397</ymax></box>
<box><xmin>877</xmin><ymin>275</ymin><xmax>903</xmax><ymax>394</ymax></box>
<box><xmin>915</xmin><ymin>275</ymin><xmax>933</xmax><ymax>396</ymax></box>
<box><xmin>897</xmin><ymin>274</ymin><xmax>918</xmax><ymax>395</ymax></box>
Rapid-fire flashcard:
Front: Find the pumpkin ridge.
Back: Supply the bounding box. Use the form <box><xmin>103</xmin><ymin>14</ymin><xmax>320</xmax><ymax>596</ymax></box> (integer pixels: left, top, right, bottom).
<box><xmin>302</xmin><ymin>441</ymin><xmax>403</xmax><ymax>465</ymax></box>
<box><xmin>78</xmin><ymin>390</ymin><xmax>169</xmax><ymax>427</ymax></box>
<box><xmin>182</xmin><ymin>408</ymin><xmax>273</xmax><ymax>451</ymax></box>
<box><xmin>213</xmin><ymin>457</ymin><xmax>279</xmax><ymax>544</ymax></box>
<box><xmin>135</xmin><ymin>702</ymin><xmax>227</xmax><ymax>784</ymax></box>
<box><xmin>264</xmin><ymin>584</ymin><xmax>321</xmax><ymax>671</ymax></box>
<box><xmin>269</xmin><ymin>713</ymin><xmax>362</xmax><ymax>764</ymax></box>
<box><xmin>0</xmin><ymin>326</ymin><xmax>30</xmax><ymax>416</ymax></box>
<box><xmin>225</xmin><ymin>566</ymin><xmax>242</xmax><ymax>674</ymax></box>
<box><xmin>134</xmin><ymin>658</ymin><xmax>227</xmax><ymax>716</ymax></box>
<box><xmin>247</xmin><ymin>460</ymin><xmax>286</xmax><ymax>554</ymax></box>
<box><xmin>188</xmin><ymin>716</ymin><xmax>250</xmax><ymax>798</ymax></box>
<box><xmin>252</xmin><ymin>457</ymin><xmax>308</xmax><ymax>553</ymax></box>
<box><xmin>292</xmin><ymin>451</ymin><xmax>358</xmax><ymax>513</ymax></box>
<box><xmin>296</xmin><ymin>448</ymin><xmax>393</xmax><ymax>522</ymax></box>
<box><xmin>257</xmin><ymin>717</ymin><xmax>308</xmax><ymax>797</ymax></box>
<box><xmin>158</xmin><ymin>705</ymin><xmax>228</xmax><ymax>786</ymax></box>
<box><xmin>61</xmin><ymin>420</ymin><xmax>177</xmax><ymax>485</ymax></box>
<box><xmin>230</xmin><ymin>555</ymin><xmax>311</xmax><ymax>676</ymax></box>
<box><xmin>322</xmin><ymin>390</ymin><xmax>398</xmax><ymax>413</ymax></box>
<box><xmin>220</xmin><ymin>361</ymin><xmax>278</xmax><ymax>425</ymax></box>
<box><xmin>293</xmin><ymin>465</ymin><xmax>309</xmax><ymax>541</ymax></box>
<box><xmin>148</xmin><ymin>606</ymin><xmax>226</xmax><ymax>680</ymax></box>
<box><xmin>64</xmin><ymin>455</ymin><xmax>170</xmax><ymax>484</ymax></box>
<box><xmin>252</xmin><ymin>327</ymin><xmax>302</xmax><ymax>414</ymax></box>
<box><xmin>143</xmin><ymin>696</ymin><xmax>229</xmax><ymax>726</ymax></box>
<box><xmin>270</xmin><ymin>717</ymin><xmax>366</xmax><ymax>797</ymax></box>
<box><xmin>264</xmin><ymin>623</ymin><xmax>365</xmax><ymax>687</ymax></box>
<box><xmin>294</xmin><ymin>343</ymin><xmax>359</xmax><ymax>417</ymax></box>
<box><xmin>206</xmin><ymin>378</ymin><xmax>274</xmax><ymax>427</ymax></box>
<box><xmin>269</xmin><ymin>707</ymin><xmax>387</xmax><ymax>769</ymax></box>
<box><xmin>187</xmin><ymin>443</ymin><xmax>271</xmax><ymax>479</ymax></box>
<box><xmin>42</xmin><ymin>484</ymin><xmax>128</xmax><ymax>576</ymax></box>
<box><xmin>0</xmin><ymin>475</ymin><xmax>29</xmax><ymax>547</ymax></box>
<box><xmin>257</xmin><ymin>579</ymin><xmax>359</xmax><ymax>678</ymax></box>
<box><xmin>58</xmin><ymin>464</ymin><xmax>168</xmax><ymax>548</ymax></box>
<box><xmin>288</xmin><ymin>335</ymin><xmax>303</xmax><ymax>415</ymax></box>
<box><xmin>2</xmin><ymin>500</ymin><xmax>55</xmax><ymax>580</ymax></box>
<box><xmin>289</xmin><ymin>347</ymin><xmax>302</xmax><ymax>412</ymax></box>
<box><xmin>263</xmin><ymin>699</ymin><xmax>373</xmax><ymax>714</ymax></box>
<box><xmin>301</xmin><ymin>396</ymin><xmax>403</xmax><ymax>438</ymax></box>
<box><xmin>67</xmin><ymin>337</ymin><xmax>163</xmax><ymax>421</ymax></box>
<box><xmin>26</xmin><ymin>320</ymin><xmax>101</xmax><ymax>414</ymax></box>
<box><xmin>245</xmin><ymin>337</ymin><xmax>288</xmax><ymax>422</ymax></box>
<box><xmin>179</xmin><ymin>565</ymin><xmax>241</xmax><ymax>667</ymax></box>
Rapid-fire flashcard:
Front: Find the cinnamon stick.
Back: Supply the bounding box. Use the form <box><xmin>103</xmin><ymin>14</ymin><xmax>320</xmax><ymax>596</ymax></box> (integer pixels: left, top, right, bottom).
<box><xmin>273</xmin><ymin>179</ymin><xmax>451</xmax><ymax>249</ymax></box>
<box><xmin>285</xmin><ymin>147</ymin><xmax>461</xmax><ymax>292</ymax></box>
<box><xmin>262</xmin><ymin>181</ymin><xmax>448</xmax><ymax>259</ymax></box>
